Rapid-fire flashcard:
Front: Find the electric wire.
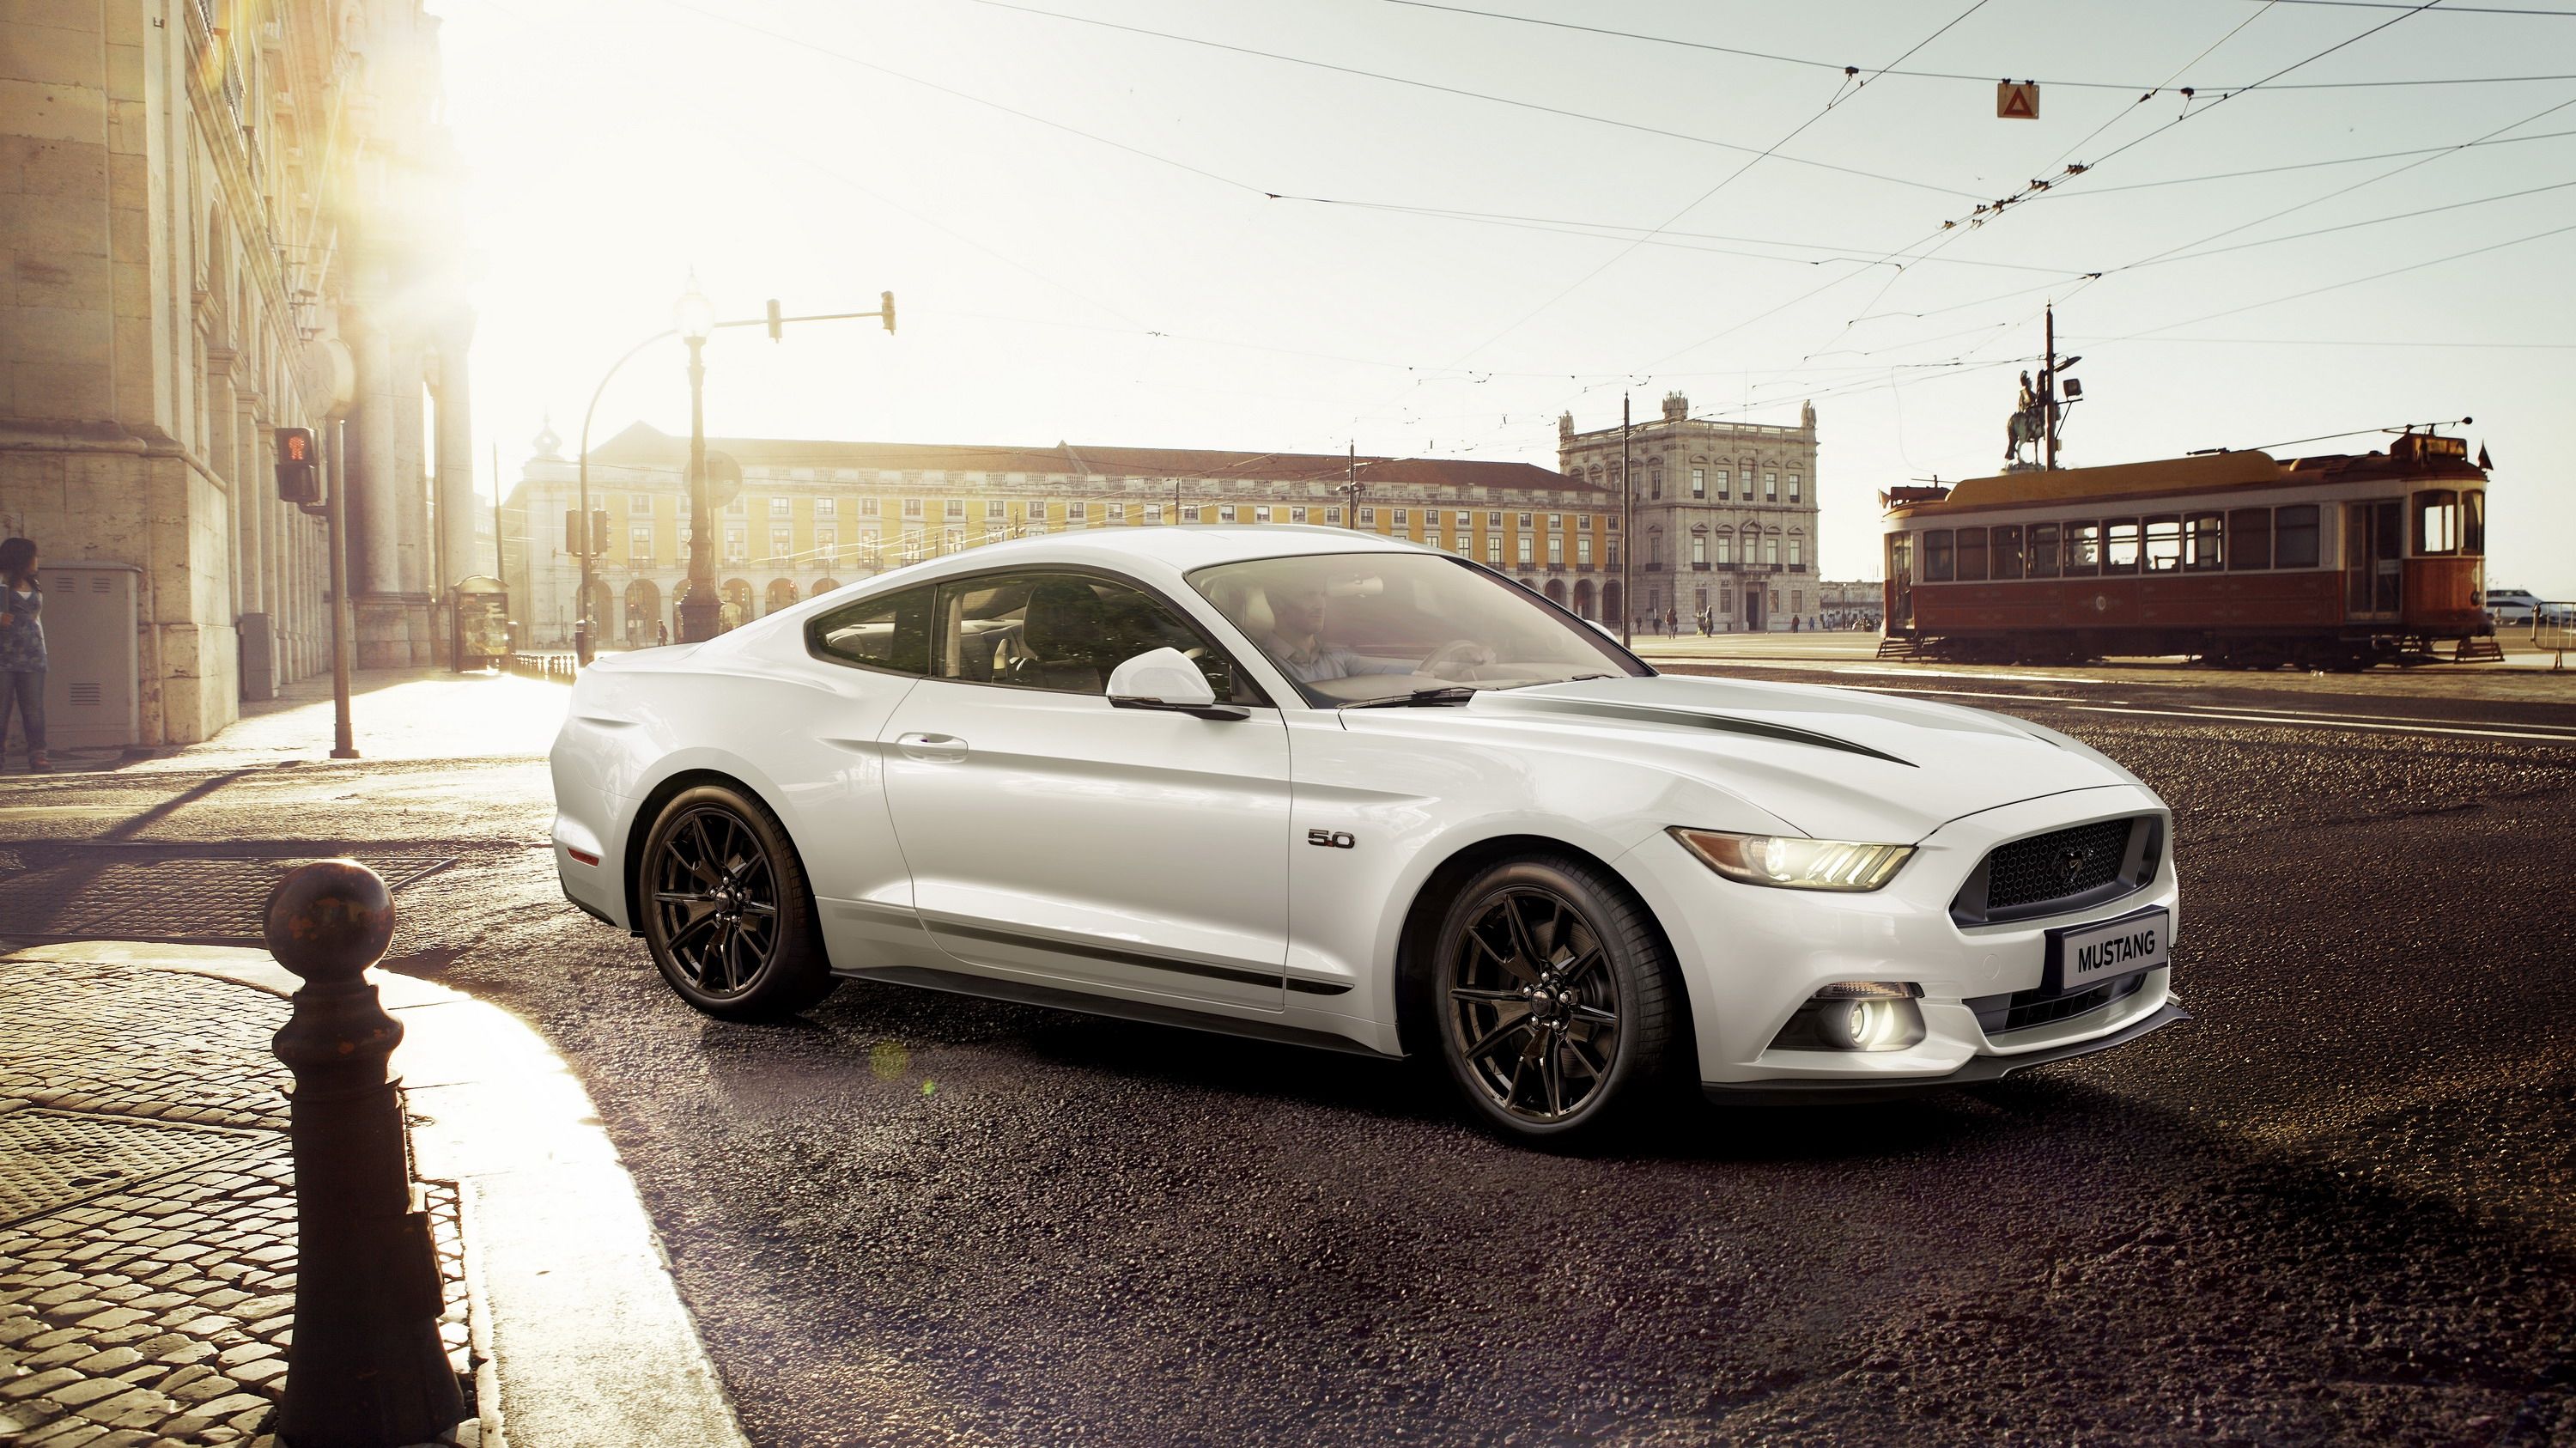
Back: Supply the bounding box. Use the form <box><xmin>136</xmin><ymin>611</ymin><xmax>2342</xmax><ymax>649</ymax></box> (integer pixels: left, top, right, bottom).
<box><xmin>2128</xmin><ymin>216</ymin><xmax>2576</xmax><ymax>334</ymax></box>
<box><xmin>2019</xmin><ymin>125</ymin><xmax>2576</xmax><ymax>195</ymax></box>
<box><xmin>1378</xmin><ymin>0</ymin><xmax>2572</xmax><ymax>88</ymax></box>
<box><xmin>956</xmin><ymin>0</ymin><xmax>1987</xmax><ymax>199</ymax></box>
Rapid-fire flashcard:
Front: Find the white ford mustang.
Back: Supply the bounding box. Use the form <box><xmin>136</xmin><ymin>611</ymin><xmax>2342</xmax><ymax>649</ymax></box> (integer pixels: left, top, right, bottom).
<box><xmin>550</xmin><ymin>527</ymin><xmax>2185</xmax><ymax>1140</ymax></box>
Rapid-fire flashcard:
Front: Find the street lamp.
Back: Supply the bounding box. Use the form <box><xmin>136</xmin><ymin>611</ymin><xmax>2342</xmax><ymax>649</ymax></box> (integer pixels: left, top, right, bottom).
<box><xmin>672</xmin><ymin>276</ymin><xmax>722</xmax><ymax>645</ymax></box>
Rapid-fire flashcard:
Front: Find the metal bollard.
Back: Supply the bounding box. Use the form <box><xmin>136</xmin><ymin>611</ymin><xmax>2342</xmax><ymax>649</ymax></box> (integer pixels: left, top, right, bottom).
<box><xmin>264</xmin><ymin>860</ymin><xmax>466</xmax><ymax>1448</ymax></box>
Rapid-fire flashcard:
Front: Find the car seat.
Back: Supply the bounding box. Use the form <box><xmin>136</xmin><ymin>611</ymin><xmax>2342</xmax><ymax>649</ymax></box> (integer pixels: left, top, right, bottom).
<box><xmin>1016</xmin><ymin>579</ymin><xmax>1112</xmax><ymax>692</ymax></box>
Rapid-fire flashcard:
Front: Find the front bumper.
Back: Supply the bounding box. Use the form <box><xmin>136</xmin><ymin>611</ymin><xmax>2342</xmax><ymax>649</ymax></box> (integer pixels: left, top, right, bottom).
<box><xmin>1698</xmin><ymin>999</ymin><xmax>2190</xmax><ymax>1104</ymax></box>
<box><xmin>1615</xmin><ymin>783</ymin><xmax>2189</xmax><ymax>1088</ymax></box>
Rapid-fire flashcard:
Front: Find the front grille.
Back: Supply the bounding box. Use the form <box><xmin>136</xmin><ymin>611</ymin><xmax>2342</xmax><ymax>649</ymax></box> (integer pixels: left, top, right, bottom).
<box><xmin>1951</xmin><ymin>816</ymin><xmax>2160</xmax><ymax>926</ymax></box>
<box><xmin>1970</xmin><ymin>972</ymin><xmax>2148</xmax><ymax>1037</ymax></box>
<box><xmin>1988</xmin><ymin>819</ymin><xmax>2130</xmax><ymax>910</ymax></box>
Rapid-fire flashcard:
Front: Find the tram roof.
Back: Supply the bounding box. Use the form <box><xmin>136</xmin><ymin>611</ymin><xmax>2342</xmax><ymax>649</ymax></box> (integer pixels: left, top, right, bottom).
<box><xmin>1899</xmin><ymin>452</ymin><xmax>2281</xmax><ymax>516</ymax></box>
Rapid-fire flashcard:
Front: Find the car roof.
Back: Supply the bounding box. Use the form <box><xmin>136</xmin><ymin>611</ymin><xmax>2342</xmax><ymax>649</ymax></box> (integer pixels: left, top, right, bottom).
<box><xmin>693</xmin><ymin>526</ymin><xmax>1434</xmax><ymax>660</ymax></box>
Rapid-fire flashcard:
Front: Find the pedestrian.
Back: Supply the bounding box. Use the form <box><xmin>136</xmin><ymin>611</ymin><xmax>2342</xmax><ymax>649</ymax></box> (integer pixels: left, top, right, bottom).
<box><xmin>656</xmin><ymin>620</ymin><xmax>670</xmax><ymax>648</ymax></box>
<box><xmin>1792</xmin><ymin>615</ymin><xmax>1801</xmax><ymax>633</ymax></box>
<box><xmin>1664</xmin><ymin>607</ymin><xmax>1678</xmax><ymax>636</ymax></box>
<box><xmin>0</xmin><ymin>537</ymin><xmax>46</xmax><ymax>773</ymax></box>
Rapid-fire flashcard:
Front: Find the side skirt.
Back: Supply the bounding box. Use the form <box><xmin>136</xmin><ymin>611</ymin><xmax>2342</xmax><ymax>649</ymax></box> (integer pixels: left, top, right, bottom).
<box><xmin>835</xmin><ymin>963</ymin><xmax>1400</xmax><ymax>1060</ymax></box>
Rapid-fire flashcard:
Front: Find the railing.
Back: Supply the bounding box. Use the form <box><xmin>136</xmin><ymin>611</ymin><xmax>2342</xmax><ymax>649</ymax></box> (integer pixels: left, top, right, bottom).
<box><xmin>503</xmin><ymin>653</ymin><xmax>580</xmax><ymax>683</ymax></box>
<box><xmin>2537</xmin><ymin>604</ymin><xmax>2576</xmax><ymax>669</ymax></box>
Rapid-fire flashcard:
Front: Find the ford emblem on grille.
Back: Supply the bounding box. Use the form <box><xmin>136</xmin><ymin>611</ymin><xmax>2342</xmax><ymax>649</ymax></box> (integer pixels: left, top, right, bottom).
<box><xmin>2056</xmin><ymin>847</ymin><xmax>2092</xmax><ymax>885</ymax></box>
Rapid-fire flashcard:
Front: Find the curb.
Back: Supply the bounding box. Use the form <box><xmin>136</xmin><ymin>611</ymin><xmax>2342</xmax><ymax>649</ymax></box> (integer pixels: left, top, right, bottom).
<box><xmin>3</xmin><ymin>941</ymin><xmax>750</xmax><ymax>1448</ymax></box>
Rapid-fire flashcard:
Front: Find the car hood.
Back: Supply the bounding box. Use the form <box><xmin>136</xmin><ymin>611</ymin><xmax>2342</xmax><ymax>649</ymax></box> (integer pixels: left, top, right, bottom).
<box><xmin>1443</xmin><ymin>672</ymin><xmax>2144</xmax><ymax>843</ymax></box>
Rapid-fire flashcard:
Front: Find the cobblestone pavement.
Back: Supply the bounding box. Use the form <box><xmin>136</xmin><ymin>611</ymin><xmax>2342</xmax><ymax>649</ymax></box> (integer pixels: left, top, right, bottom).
<box><xmin>0</xmin><ymin>962</ymin><xmax>474</xmax><ymax>1447</ymax></box>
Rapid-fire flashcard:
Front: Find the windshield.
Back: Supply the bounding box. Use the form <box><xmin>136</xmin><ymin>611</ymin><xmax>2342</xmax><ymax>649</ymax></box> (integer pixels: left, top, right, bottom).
<box><xmin>1187</xmin><ymin>552</ymin><xmax>1648</xmax><ymax>706</ymax></box>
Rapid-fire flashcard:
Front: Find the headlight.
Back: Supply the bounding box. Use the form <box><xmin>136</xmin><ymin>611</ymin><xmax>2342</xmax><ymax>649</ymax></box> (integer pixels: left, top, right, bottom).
<box><xmin>1669</xmin><ymin>828</ymin><xmax>1914</xmax><ymax>891</ymax></box>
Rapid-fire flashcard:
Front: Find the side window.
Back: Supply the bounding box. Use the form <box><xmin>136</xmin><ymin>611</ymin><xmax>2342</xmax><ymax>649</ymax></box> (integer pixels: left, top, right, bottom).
<box><xmin>2026</xmin><ymin>522</ymin><xmax>2060</xmax><ymax>578</ymax></box>
<box><xmin>934</xmin><ymin>572</ymin><xmax>1253</xmax><ymax>703</ymax></box>
<box><xmin>808</xmin><ymin>585</ymin><xmax>933</xmax><ymax>674</ymax></box>
<box><xmin>1991</xmin><ymin>524</ymin><xmax>2023</xmax><ymax>580</ymax></box>
<box><xmin>1956</xmin><ymin>526</ymin><xmax>1988</xmax><ymax>582</ymax></box>
<box><xmin>2274</xmin><ymin>504</ymin><xmax>2321</xmax><ymax>569</ymax></box>
<box><xmin>2104</xmin><ymin>518</ymin><xmax>2142</xmax><ymax>573</ymax></box>
<box><xmin>1923</xmin><ymin>529</ymin><xmax>1954</xmax><ymax>582</ymax></box>
<box><xmin>2227</xmin><ymin>508</ymin><xmax>2272</xmax><ymax>570</ymax></box>
<box><xmin>2063</xmin><ymin>520</ymin><xmax>2101</xmax><ymax>576</ymax></box>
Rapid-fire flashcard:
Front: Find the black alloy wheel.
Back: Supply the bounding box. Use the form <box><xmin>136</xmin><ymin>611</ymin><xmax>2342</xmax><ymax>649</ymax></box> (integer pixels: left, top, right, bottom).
<box><xmin>639</xmin><ymin>784</ymin><xmax>836</xmax><ymax>1021</ymax></box>
<box><xmin>1434</xmin><ymin>856</ymin><xmax>1678</xmax><ymax>1140</ymax></box>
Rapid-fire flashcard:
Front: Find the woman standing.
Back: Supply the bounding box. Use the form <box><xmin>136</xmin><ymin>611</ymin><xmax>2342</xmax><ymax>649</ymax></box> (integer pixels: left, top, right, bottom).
<box><xmin>0</xmin><ymin>538</ymin><xmax>46</xmax><ymax>772</ymax></box>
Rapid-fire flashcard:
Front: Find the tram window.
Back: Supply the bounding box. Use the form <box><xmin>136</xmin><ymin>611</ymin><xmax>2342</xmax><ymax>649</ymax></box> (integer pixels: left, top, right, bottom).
<box><xmin>2063</xmin><ymin>521</ymin><xmax>2100</xmax><ymax>575</ymax></box>
<box><xmin>2027</xmin><ymin>523</ymin><xmax>2060</xmax><ymax>578</ymax></box>
<box><xmin>2143</xmin><ymin>515</ymin><xmax>2183</xmax><ymax>573</ymax></box>
<box><xmin>2105</xmin><ymin>518</ymin><xmax>2142</xmax><ymax>573</ymax></box>
<box><xmin>1957</xmin><ymin>527</ymin><xmax>1989</xmax><ymax>581</ymax></box>
<box><xmin>2227</xmin><ymin>508</ymin><xmax>2271</xmax><ymax>570</ymax></box>
<box><xmin>2464</xmin><ymin>490</ymin><xmax>2485</xmax><ymax>554</ymax></box>
<box><xmin>2185</xmin><ymin>513</ymin><xmax>2224</xmax><ymax>571</ymax></box>
<box><xmin>1925</xmin><ymin>530</ymin><xmax>1955</xmax><ymax>581</ymax></box>
<box><xmin>2414</xmin><ymin>490</ymin><xmax>2461</xmax><ymax>556</ymax></box>
<box><xmin>2275</xmin><ymin>505</ymin><xmax>2321</xmax><ymax>568</ymax></box>
<box><xmin>1992</xmin><ymin>525</ymin><xmax>2024</xmax><ymax>580</ymax></box>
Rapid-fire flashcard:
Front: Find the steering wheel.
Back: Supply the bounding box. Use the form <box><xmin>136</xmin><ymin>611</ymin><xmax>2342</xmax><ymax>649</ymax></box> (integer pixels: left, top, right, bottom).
<box><xmin>1421</xmin><ymin>638</ymin><xmax>1494</xmax><ymax>681</ymax></box>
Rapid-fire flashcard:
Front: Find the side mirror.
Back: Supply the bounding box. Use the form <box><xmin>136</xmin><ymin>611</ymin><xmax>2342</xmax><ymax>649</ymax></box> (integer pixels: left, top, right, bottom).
<box><xmin>1107</xmin><ymin>647</ymin><xmax>1246</xmax><ymax>721</ymax></box>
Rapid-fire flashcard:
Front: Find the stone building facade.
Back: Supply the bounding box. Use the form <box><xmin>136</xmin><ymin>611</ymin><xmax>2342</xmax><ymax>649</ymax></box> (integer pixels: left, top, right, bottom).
<box><xmin>504</xmin><ymin>424</ymin><xmax>1619</xmax><ymax>648</ymax></box>
<box><xmin>1558</xmin><ymin>394</ymin><xmax>1821</xmax><ymax>631</ymax></box>
<box><xmin>0</xmin><ymin>0</ymin><xmax>475</xmax><ymax>745</ymax></box>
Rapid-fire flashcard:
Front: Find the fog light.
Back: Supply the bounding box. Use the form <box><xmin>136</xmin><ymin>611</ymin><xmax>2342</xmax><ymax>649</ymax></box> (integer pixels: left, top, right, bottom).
<box><xmin>1768</xmin><ymin>982</ymin><xmax>1928</xmax><ymax>1053</ymax></box>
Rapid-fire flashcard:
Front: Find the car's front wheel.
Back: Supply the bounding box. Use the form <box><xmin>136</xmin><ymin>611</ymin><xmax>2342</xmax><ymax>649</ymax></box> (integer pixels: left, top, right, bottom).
<box><xmin>638</xmin><ymin>784</ymin><xmax>837</xmax><ymax>1020</ymax></box>
<box><xmin>1432</xmin><ymin>855</ymin><xmax>1680</xmax><ymax>1141</ymax></box>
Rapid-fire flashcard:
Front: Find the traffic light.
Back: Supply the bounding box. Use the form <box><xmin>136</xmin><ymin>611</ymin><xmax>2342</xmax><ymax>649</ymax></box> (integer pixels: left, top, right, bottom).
<box><xmin>766</xmin><ymin>298</ymin><xmax>782</xmax><ymax>343</ymax></box>
<box><xmin>880</xmin><ymin>290</ymin><xmax>896</xmax><ymax>335</ymax></box>
<box><xmin>275</xmin><ymin>428</ymin><xmax>319</xmax><ymax>503</ymax></box>
<box><xmin>564</xmin><ymin>508</ymin><xmax>607</xmax><ymax>556</ymax></box>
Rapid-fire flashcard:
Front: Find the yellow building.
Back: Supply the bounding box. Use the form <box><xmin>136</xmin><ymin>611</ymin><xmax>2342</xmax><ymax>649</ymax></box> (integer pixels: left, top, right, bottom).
<box><xmin>504</xmin><ymin>425</ymin><xmax>1620</xmax><ymax>648</ymax></box>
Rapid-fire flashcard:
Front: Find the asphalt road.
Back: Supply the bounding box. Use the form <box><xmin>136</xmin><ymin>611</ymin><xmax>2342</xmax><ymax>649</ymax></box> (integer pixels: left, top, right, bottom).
<box><xmin>9</xmin><ymin>670</ymin><xmax>2573</xmax><ymax>1446</ymax></box>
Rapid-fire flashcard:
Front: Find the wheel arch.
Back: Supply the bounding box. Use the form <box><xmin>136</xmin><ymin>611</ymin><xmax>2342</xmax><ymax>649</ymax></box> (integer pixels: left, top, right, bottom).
<box><xmin>621</xmin><ymin>765</ymin><xmax>805</xmax><ymax>934</ymax></box>
<box><xmin>1389</xmin><ymin>832</ymin><xmax>1687</xmax><ymax>1061</ymax></box>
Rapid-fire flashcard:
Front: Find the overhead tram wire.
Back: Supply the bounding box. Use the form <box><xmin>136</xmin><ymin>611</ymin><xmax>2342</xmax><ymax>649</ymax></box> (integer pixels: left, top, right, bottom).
<box><xmin>647</xmin><ymin>0</ymin><xmax>1268</xmax><ymax>197</ymax></box>
<box><xmin>1377</xmin><ymin>0</ymin><xmax>2575</xmax><ymax>88</ymax></box>
<box><xmin>954</xmin><ymin>0</ymin><xmax>1986</xmax><ymax>201</ymax></box>
<box><xmin>1260</xmin><ymin>198</ymin><xmax>2092</xmax><ymax>275</ymax></box>
<box><xmin>2108</xmin><ymin>91</ymin><xmax>2576</xmax><ymax>270</ymax></box>
<box><xmin>1459</xmin><ymin>0</ymin><xmax>1998</xmax><ymax>392</ymax></box>
<box><xmin>1355</xmin><ymin>1</ymin><xmax>2009</xmax><ymax>458</ymax></box>
<box><xmin>1935</xmin><ymin>0</ymin><xmax>2453</xmax><ymax>234</ymax></box>
<box><xmin>2042</xmin><ymin>1</ymin><xmax>2282</xmax><ymax>172</ymax></box>
<box><xmin>2124</xmin><ymin>216</ymin><xmax>2576</xmax><ymax>336</ymax></box>
<box><xmin>2017</xmin><ymin>125</ymin><xmax>2576</xmax><ymax>197</ymax></box>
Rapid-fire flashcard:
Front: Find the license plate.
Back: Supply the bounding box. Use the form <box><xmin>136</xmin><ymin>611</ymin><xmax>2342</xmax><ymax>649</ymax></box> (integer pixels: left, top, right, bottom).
<box><xmin>2048</xmin><ymin>908</ymin><xmax>2171</xmax><ymax>993</ymax></box>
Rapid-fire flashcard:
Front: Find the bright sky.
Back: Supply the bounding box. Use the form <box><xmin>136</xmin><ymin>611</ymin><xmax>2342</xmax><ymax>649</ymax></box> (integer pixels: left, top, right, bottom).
<box><xmin>432</xmin><ymin>0</ymin><xmax>2576</xmax><ymax>591</ymax></box>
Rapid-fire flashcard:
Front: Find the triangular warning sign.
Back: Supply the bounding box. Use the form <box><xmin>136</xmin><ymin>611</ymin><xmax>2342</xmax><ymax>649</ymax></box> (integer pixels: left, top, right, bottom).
<box><xmin>1997</xmin><ymin>82</ymin><xmax>2039</xmax><ymax>119</ymax></box>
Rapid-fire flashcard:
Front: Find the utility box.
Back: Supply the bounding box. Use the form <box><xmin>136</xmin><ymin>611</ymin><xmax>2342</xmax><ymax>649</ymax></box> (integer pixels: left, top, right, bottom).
<box><xmin>41</xmin><ymin>562</ymin><xmax>141</xmax><ymax>751</ymax></box>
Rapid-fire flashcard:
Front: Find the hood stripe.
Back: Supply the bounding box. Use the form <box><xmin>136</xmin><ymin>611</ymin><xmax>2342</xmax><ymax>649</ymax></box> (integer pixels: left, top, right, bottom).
<box><xmin>1489</xmin><ymin>695</ymin><xmax>1917</xmax><ymax>767</ymax></box>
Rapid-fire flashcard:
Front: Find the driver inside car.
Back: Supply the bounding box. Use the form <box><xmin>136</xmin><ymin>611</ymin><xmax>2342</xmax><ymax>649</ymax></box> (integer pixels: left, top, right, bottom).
<box><xmin>1249</xmin><ymin>575</ymin><xmax>1495</xmax><ymax>685</ymax></box>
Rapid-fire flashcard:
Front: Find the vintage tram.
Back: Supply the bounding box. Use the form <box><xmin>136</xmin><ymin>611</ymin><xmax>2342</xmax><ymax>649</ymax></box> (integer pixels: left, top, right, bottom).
<box><xmin>1879</xmin><ymin>431</ymin><xmax>2494</xmax><ymax>670</ymax></box>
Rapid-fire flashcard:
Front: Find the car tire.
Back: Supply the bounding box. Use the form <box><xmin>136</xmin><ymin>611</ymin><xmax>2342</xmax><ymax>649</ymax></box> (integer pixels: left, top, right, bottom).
<box><xmin>637</xmin><ymin>783</ymin><xmax>838</xmax><ymax>1021</ymax></box>
<box><xmin>1431</xmin><ymin>855</ymin><xmax>1681</xmax><ymax>1141</ymax></box>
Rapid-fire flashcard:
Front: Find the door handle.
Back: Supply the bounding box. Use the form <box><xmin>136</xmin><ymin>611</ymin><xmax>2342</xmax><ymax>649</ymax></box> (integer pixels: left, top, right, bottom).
<box><xmin>896</xmin><ymin>732</ymin><xmax>969</xmax><ymax>763</ymax></box>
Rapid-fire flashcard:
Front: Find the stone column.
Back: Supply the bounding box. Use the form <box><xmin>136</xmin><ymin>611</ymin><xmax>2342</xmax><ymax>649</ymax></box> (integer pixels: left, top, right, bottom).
<box><xmin>392</xmin><ymin>333</ymin><xmax>434</xmax><ymax>663</ymax></box>
<box><xmin>433</xmin><ymin>319</ymin><xmax>477</xmax><ymax>582</ymax></box>
<box><xmin>350</xmin><ymin>307</ymin><xmax>410</xmax><ymax>666</ymax></box>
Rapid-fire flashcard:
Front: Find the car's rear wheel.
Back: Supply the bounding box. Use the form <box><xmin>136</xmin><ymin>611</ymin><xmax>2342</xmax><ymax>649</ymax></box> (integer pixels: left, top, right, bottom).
<box><xmin>638</xmin><ymin>784</ymin><xmax>837</xmax><ymax>1020</ymax></box>
<box><xmin>1433</xmin><ymin>855</ymin><xmax>1680</xmax><ymax>1141</ymax></box>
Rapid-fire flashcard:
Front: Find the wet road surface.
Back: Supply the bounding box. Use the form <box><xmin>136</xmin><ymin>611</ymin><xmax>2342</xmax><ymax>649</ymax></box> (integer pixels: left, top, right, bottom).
<box><xmin>10</xmin><ymin>669</ymin><xmax>2572</xmax><ymax>1445</ymax></box>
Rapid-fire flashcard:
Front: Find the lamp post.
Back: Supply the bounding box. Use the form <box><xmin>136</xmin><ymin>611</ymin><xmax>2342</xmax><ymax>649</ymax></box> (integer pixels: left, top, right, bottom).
<box><xmin>574</xmin><ymin>282</ymin><xmax>894</xmax><ymax>653</ymax></box>
<box><xmin>672</xmin><ymin>277</ymin><xmax>721</xmax><ymax>644</ymax></box>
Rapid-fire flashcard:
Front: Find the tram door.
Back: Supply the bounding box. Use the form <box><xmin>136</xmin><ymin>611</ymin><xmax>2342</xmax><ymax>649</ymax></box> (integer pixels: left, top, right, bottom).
<box><xmin>2344</xmin><ymin>500</ymin><xmax>2403</xmax><ymax>620</ymax></box>
<box><xmin>1886</xmin><ymin>533</ymin><xmax>1914</xmax><ymax>630</ymax></box>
